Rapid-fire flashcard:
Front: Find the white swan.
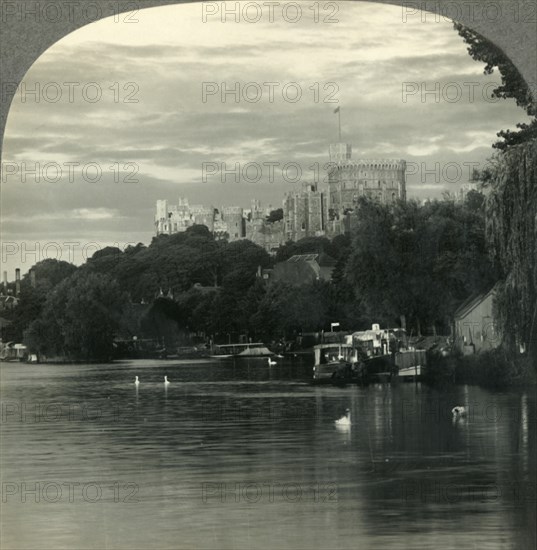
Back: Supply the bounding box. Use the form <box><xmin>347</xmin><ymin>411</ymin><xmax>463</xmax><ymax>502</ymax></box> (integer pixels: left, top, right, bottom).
<box><xmin>164</xmin><ymin>375</ymin><xmax>170</xmax><ymax>385</ymax></box>
<box><xmin>134</xmin><ymin>376</ymin><xmax>140</xmax><ymax>386</ymax></box>
<box><xmin>267</xmin><ymin>358</ymin><xmax>277</xmax><ymax>366</ymax></box>
<box><xmin>452</xmin><ymin>406</ymin><xmax>467</xmax><ymax>417</ymax></box>
<box><xmin>335</xmin><ymin>409</ymin><xmax>351</xmax><ymax>426</ymax></box>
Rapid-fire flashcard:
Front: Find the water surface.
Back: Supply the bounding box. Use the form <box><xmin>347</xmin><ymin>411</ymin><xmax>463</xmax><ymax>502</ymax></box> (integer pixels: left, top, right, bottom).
<box><xmin>1</xmin><ymin>359</ymin><xmax>535</xmax><ymax>549</ymax></box>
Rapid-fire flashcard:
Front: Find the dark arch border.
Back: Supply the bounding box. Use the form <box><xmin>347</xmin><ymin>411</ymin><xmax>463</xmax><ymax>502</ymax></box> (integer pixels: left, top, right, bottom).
<box><xmin>1</xmin><ymin>0</ymin><xmax>536</xmax><ymax>159</ymax></box>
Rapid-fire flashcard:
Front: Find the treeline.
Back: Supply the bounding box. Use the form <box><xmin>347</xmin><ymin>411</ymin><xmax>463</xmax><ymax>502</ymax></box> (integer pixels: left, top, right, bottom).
<box><xmin>2</xmin><ymin>193</ymin><xmax>495</xmax><ymax>361</ymax></box>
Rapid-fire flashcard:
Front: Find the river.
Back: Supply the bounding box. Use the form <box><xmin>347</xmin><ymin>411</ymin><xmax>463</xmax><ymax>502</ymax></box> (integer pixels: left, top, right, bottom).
<box><xmin>1</xmin><ymin>359</ymin><xmax>535</xmax><ymax>549</ymax></box>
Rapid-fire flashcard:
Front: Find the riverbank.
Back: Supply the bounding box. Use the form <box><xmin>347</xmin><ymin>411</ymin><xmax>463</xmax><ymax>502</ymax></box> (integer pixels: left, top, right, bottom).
<box><xmin>425</xmin><ymin>349</ymin><xmax>536</xmax><ymax>388</ymax></box>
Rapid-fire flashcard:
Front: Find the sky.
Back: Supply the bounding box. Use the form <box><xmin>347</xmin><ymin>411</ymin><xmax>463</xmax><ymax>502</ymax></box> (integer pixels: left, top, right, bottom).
<box><xmin>0</xmin><ymin>1</ymin><xmax>532</xmax><ymax>275</ymax></box>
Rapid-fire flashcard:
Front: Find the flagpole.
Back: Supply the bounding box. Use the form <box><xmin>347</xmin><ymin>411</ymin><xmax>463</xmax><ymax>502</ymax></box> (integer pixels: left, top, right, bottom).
<box><xmin>338</xmin><ymin>107</ymin><xmax>341</xmax><ymax>142</ymax></box>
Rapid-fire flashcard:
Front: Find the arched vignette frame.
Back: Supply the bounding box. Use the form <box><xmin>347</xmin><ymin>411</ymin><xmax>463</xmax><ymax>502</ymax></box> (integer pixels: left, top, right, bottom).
<box><xmin>0</xmin><ymin>0</ymin><xmax>536</xmax><ymax>160</ymax></box>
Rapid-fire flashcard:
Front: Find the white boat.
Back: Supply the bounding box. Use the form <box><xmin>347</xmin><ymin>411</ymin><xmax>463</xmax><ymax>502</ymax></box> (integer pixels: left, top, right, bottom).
<box><xmin>210</xmin><ymin>342</ymin><xmax>273</xmax><ymax>359</ymax></box>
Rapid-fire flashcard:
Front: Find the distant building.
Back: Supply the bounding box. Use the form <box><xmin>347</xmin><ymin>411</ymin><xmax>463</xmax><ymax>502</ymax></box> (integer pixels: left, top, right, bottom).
<box><xmin>283</xmin><ymin>182</ymin><xmax>329</xmax><ymax>242</ymax></box>
<box><xmin>246</xmin><ymin>217</ymin><xmax>285</xmax><ymax>253</ymax></box>
<box><xmin>154</xmin><ymin>140</ymin><xmax>407</xmax><ymax>250</ymax></box>
<box><xmin>453</xmin><ymin>287</ymin><xmax>499</xmax><ymax>354</ymax></box>
<box><xmin>0</xmin><ymin>294</ymin><xmax>19</xmax><ymax>311</ymax></box>
<box><xmin>220</xmin><ymin>206</ymin><xmax>245</xmax><ymax>240</ymax></box>
<box><xmin>268</xmin><ymin>253</ymin><xmax>337</xmax><ymax>285</ymax></box>
<box><xmin>155</xmin><ymin>198</ymin><xmax>244</xmax><ymax>241</ymax></box>
<box><xmin>327</xmin><ymin>142</ymin><xmax>406</xmax><ymax>213</ymax></box>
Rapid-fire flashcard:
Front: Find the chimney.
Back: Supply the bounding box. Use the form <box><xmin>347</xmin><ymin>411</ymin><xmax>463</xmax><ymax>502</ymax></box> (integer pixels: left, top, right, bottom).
<box><xmin>2</xmin><ymin>271</ymin><xmax>6</xmax><ymax>290</ymax></box>
<box><xmin>15</xmin><ymin>268</ymin><xmax>21</xmax><ymax>296</ymax></box>
<box><xmin>30</xmin><ymin>269</ymin><xmax>36</xmax><ymax>288</ymax></box>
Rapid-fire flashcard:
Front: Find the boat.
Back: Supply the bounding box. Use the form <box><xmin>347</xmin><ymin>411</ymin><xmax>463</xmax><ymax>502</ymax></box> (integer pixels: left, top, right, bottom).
<box><xmin>0</xmin><ymin>342</ymin><xmax>28</xmax><ymax>362</ymax></box>
<box><xmin>312</xmin><ymin>324</ymin><xmax>426</xmax><ymax>384</ymax></box>
<box><xmin>210</xmin><ymin>342</ymin><xmax>274</xmax><ymax>359</ymax></box>
<box><xmin>312</xmin><ymin>343</ymin><xmax>367</xmax><ymax>383</ymax></box>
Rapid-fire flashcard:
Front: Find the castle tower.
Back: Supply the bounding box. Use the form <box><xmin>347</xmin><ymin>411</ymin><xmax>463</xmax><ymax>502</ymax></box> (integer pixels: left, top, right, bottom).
<box><xmin>329</xmin><ymin>143</ymin><xmax>352</xmax><ymax>164</ymax></box>
<box><xmin>328</xmin><ymin>157</ymin><xmax>407</xmax><ymax>213</ymax></box>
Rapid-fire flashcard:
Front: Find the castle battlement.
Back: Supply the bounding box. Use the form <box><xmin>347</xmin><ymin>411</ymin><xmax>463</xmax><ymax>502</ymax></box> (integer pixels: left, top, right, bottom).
<box><xmin>329</xmin><ymin>161</ymin><xmax>406</xmax><ymax>172</ymax></box>
<box><xmin>154</xmin><ymin>140</ymin><xmax>407</xmax><ymax>250</ymax></box>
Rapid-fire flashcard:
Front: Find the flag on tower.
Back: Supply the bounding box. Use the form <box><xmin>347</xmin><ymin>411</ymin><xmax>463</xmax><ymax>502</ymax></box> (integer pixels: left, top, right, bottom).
<box><xmin>333</xmin><ymin>106</ymin><xmax>340</xmax><ymax>113</ymax></box>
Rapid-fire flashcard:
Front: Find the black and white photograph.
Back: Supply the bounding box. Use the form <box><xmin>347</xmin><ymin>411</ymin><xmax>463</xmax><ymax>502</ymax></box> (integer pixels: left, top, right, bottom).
<box><xmin>0</xmin><ymin>1</ymin><xmax>536</xmax><ymax>548</ymax></box>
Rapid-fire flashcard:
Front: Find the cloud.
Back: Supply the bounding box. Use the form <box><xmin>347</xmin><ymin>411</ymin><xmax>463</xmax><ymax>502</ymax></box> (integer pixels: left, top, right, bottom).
<box><xmin>1</xmin><ymin>1</ymin><xmax>531</xmax><ymax>253</ymax></box>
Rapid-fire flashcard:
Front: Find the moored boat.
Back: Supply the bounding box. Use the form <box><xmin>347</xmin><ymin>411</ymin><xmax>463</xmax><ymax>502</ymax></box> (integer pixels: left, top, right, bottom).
<box><xmin>312</xmin><ymin>343</ymin><xmax>366</xmax><ymax>383</ymax></box>
<box><xmin>312</xmin><ymin>324</ymin><xmax>426</xmax><ymax>384</ymax></box>
<box><xmin>210</xmin><ymin>342</ymin><xmax>274</xmax><ymax>359</ymax></box>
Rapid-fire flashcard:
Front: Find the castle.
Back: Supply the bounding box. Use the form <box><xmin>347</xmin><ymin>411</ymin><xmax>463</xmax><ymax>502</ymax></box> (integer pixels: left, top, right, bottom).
<box><xmin>155</xmin><ymin>142</ymin><xmax>407</xmax><ymax>253</ymax></box>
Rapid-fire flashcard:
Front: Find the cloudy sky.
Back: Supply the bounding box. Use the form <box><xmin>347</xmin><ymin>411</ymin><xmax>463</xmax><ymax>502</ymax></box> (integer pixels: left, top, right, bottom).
<box><xmin>1</xmin><ymin>1</ymin><xmax>531</xmax><ymax>274</ymax></box>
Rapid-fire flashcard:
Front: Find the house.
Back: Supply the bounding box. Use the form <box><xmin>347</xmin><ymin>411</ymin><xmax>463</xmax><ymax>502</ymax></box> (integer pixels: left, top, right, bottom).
<box><xmin>453</xmin><ymin>287</ymin><xmax>500</xmax><ymax>354</ymax></box>
<box><xmin>0</xmin><ymin>294</ymin><xmax>19</xmax><ymax>311</ymax></box>
<box><xmin>266</xmin><ymin>253</ymin><xmax>337</xmax><ymax>285</ymax></box>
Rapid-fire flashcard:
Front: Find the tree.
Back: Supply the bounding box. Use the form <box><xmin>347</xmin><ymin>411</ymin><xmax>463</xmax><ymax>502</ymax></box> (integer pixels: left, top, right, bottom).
<box><xmin>456</xmin><ymin>23</ymin><xmax>537</xmax><ymax>367</ymax></box>
<box><xmin>465</xmin><ymin>189</ymin><xmax>485</xmax><ymax>212</ymax></box>
<box><xmin>24</xmin><ymin>258</ymin><xmax>77</xmax><ymax>289</ymax></box>
<box><xmin>454</xmin><ymin>23</ymin><xmax>537</xmax><ymax>149</ymax></box>
<box><xmin>25</xmin><ymin>272</ymin><xmax>128</xmax><ymax>362</ymax></box>
<box><xmin>2</xmin><ymin>259</ymin><xmax>77</xmax><ymax>342</ymax></box>
<box><xmin>266</xmin><ymin>208</ymin><xmax>283</xmax><ymax>223</ymax></box>
<box><xmin>345</xmin><ymin>197</ymin><xmax>494</xmax><ymax>335</ymax></box>
<box><xmin>482</xmin><ymin>142</ymin><xmax>537</xmax><ymax>364</ymax></box>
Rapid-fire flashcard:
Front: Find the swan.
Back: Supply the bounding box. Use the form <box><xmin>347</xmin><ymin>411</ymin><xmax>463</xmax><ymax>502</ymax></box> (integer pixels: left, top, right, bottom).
<box><xmin>164</xmin><ymin>376</ymin><xmax>170</xmax><ymax>385</ymax></box>
<box><xmin>335</xmin><ymin>409</ymin><xmax>351</xmax><ymax>426</ymax></box>
<box><xmin>134</xmin><ymin>376</ymin><xmax>140</xmax><ymax>386</ymax></box>
<box><xmin>267</xmin><ymin>357</ymin><xmax>277</xmax><ymax>366</ymax></box>
<box><xmin>452</xmin><ymin>406</ymin><xmax>467</xmax><ymax>417</ymax></box>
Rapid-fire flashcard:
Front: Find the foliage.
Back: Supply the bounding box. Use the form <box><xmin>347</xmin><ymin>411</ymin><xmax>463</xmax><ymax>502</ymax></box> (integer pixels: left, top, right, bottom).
<box><xmin>25</xmin><ymin>272</ymin><xmax>128</xmax><ymax>362</ymax></box>
<box><xmin>345</xmin><ymin>197</ymin><xmax>495</xmax><ymax>335</ymax></box>
<box><xmin>454</xmin><ymin>23</ymin><xmax>537</xmax><ymax>150</ymax></box>
<box><xmin>266</xmin><ymin>208</ymin><xmax>283</xmax><ymax>223</ymax></box>
<box><xmin>9</xmin><ymin>195</ymin><xmax>499</xmax><ymax>359</ymax></box>
<box><xmin>481</xmin><ymin>141</ymin><xmax>537</xmax><ymax>364</ymax></box>
<box><xmin>1</xmin><ymin>259</ymin><xmax>77</xmax><ymax>342</ymax></box>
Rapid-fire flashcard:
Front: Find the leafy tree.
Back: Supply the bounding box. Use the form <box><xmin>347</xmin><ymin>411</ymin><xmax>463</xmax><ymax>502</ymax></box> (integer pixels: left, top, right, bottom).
<box><xmin>3</xmin><ymin>259</ymin><xmax>77</xmax><ymax>341</ymax></box>
<box><xmin>250</xmin><ymin>281</ymin><xmax>330</xmax><ymax>339</ymax></box>
<box><xmin>345</xmin><ymin>197</ymin><xmax>494</xmax><ymax>335</ymax></box>
<box><xmin>454</xmin><ymin>23</ymin><xmax>537</xmax><ymax>149</ymax></box>
<box><xmin>481</xmin><ymin>142</ymin><xmax>537</xmax><ymax>365</ymax></box>
<box><xmin>220</xmin><ymin>240</ymin><xmax>270</xmax><ymax>291</ymax></box>
<box><xmin>25</xmin><ymin>272</ymin><xmax>128</xmax><ymax>361</ymax></box>
<box><xmin>456</xmin><ymin>23</ymin><xmax>537</xmax><ymax>367</ymax></box>
<box><xmin>465</xmin><ymin>189</ymin><xmax>486</xmax><ymax>212</ymax></box>
<box><xmin>266</xmin><ymin>208</ymin><xmax>283</xmax><ymax>223</ymax></box>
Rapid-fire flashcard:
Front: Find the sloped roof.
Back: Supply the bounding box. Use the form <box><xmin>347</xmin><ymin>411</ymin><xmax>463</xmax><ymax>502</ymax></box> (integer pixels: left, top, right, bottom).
<box><xmin>454</xmin><ymin>287</ymin><xmax>497</xmax><ymax>319</ymax></box>
<box><xmin>286</xmin><ymin>253</ymin><xmax>337</xmax><ymax>267</ymax></box>
<box><xmin>287</xmin><ymin>254</ymin><xmax>318</xmax><ymax>262</ymax></box>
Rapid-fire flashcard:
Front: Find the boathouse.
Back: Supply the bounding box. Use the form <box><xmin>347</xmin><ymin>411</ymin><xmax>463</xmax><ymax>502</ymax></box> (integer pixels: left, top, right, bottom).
<box><xmin>453</xmin><ymin>287</ymin><xmax>500</xmax><ymax>354</ymax></box>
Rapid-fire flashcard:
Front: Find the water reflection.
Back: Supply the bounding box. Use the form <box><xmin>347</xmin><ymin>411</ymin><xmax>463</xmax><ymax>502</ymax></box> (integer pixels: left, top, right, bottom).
<box><xmin>1</xmin><ymin>359</ymin><xmax>535</xmax><ymax>550</ymax></box>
